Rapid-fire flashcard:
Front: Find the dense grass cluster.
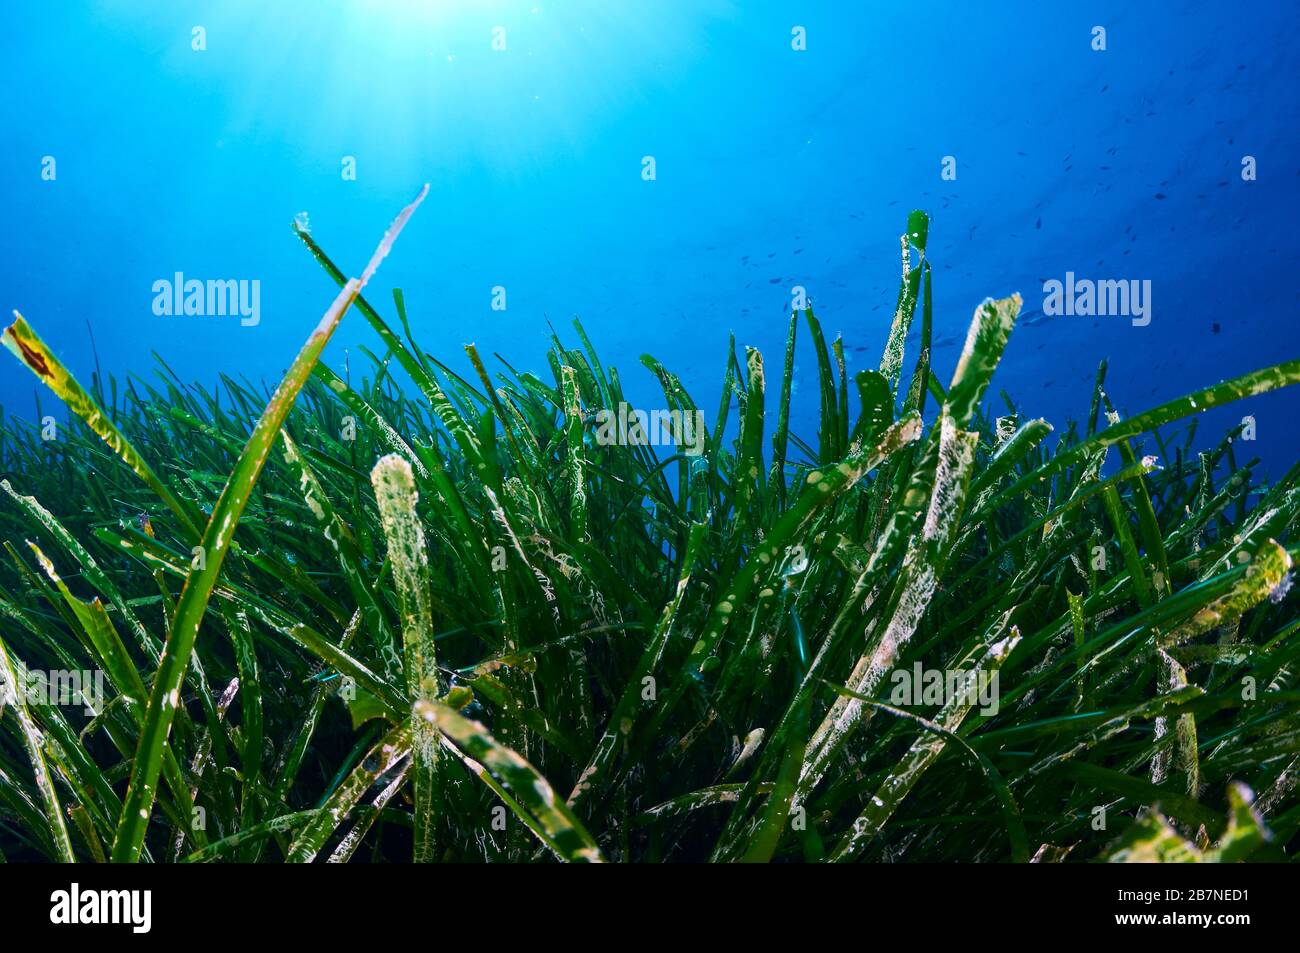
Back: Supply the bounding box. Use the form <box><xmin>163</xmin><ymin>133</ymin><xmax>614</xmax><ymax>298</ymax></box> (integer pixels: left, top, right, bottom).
<box><xmin>1</xmin><ymin>197</ymin><xmax>1298</xmax><ymax>863</ymax></box>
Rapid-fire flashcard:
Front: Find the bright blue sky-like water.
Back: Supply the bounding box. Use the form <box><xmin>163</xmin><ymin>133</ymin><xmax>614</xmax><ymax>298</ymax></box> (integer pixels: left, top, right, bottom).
<box><xmin>2</xmin><ymin>1</ymin><xmax>1298</xmax><ymax>474</ymax></box>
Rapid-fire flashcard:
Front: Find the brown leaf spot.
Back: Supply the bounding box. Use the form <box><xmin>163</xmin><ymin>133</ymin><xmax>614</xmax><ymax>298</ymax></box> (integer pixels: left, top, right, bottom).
<box><xmin>8</xmin><ymin>332</ymin><xmax>52</xmax><ymax>378</ymax></box>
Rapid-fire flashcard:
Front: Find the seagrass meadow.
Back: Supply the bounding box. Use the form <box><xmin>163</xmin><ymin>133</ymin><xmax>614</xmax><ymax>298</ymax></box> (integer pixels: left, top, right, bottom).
<box><xmin>0</xmin><ymin>197</ymin><xmax>1298</xmax><ymax>864</ymax></box>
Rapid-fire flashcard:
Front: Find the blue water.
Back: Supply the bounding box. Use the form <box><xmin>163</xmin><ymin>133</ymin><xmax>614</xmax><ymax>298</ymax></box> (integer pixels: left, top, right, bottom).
<box><xmin>3</xmin><ymin>1</ymin><xmax>1298</xmax><ymax>475</ymax></box>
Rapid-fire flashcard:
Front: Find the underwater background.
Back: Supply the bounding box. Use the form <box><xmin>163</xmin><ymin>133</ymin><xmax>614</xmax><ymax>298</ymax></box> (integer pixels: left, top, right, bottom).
<box><xmin>3</xmin><ymin>0</ymin><xmax>1300</xmax><ymax>872</ymax></box>
<box><xmin>2</xmin><ymin>0</ymin><xmax>1298</xmax><ymax>471</ymax></box>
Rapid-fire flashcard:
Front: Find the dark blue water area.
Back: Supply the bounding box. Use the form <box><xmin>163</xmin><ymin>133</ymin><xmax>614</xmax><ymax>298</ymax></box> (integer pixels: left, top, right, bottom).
<box><xmin>2</xmin><ymin>1</ymin><xmax>1297</xmax><ymax>481</ymax></box>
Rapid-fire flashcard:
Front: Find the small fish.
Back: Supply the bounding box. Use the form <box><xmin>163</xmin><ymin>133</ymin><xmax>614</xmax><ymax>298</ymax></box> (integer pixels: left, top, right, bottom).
<box><xmin>136</xmin><ymin>512</ymin><xmax>156</xmax><ymax>538</ymax></box>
